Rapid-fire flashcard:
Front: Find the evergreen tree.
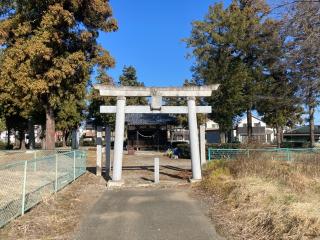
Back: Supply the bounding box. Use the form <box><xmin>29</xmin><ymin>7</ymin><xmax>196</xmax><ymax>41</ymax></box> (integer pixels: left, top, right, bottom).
<box><xmin>285</xmin><ymin>2</ymin><xmax>320</xmax><ymax>147</ymax></box>
<box><xmin>256</xmin><ymin>23</ymin><xmax>303</xmax><ymax>147</ymax></box>
<box><xmin>164</xmin><ymin>79</ymin><xmax>206</xmax><ymax>127</ymax></box>
<box><xmin>0</xmin><ymin>1</ymin><xmax>117</xmax><ymax>149</ymax></box>
<box><xmin>257</xmin><ymin>70</ymin><xmax>302</xmax><ymax>147</ymax></box>
<box><xmin>56</xmin><ymin>96</ymin><xmax>85</xmax><ymax>147</ymax></box>
<box><xmin>118</xmin><ymin>66</ymin><xmax>147</xmax><ymax>105</ymax></box>
<box><xmin>87</xmin><ymin>70</ymin><xmax>116</xmax><ymax>128</ymax></box>
<box><xmin>186</xmin><ymin>0</ymin><xmax>282</xmax><ymax>143</ymax></box>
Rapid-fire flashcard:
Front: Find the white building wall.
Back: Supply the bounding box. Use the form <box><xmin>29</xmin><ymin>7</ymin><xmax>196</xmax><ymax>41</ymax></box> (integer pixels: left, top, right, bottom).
<box><xmin>236</xmin><ymin>115</ymin><xmax>276</xmax><ymax>144</ymax></box>
<box><xmin>206</xmin><ymin>120</ymin><xmax>219</xmax><ymax>130</ymax></box>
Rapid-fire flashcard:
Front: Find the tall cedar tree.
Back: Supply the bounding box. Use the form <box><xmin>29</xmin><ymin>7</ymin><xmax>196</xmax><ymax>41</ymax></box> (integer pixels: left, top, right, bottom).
<box><xmin>286</xmin><ymin>2</ymin><xmax>320</xmax><ymax>147</ymax></box>
<box><xmin>257</xmin><ymin>70</ymin><xmax>302</xmax><ymax>147</ymax></box>
<box><xmin>118</xmin><ymin>66</ymin><xmax>147</xmax><ymax>105</ymax></box>
<box><xmin>87</xmin><ymin>70</ymin><xmax>116</xmax><ymax>128</ymax></box>
<box><xmin>256</xmin><ymin>20</ymin><xmax>302</xmax><ymax>147</ymax></box>
<box><xmin>0</xmin><ymin>1</ymin><xmax>117</xmax><ymax>149</ymax></box>
<box><xmin>186</xmin><ymin>0</ymin><xmax>279</xmax><ymax>143</ymax></box>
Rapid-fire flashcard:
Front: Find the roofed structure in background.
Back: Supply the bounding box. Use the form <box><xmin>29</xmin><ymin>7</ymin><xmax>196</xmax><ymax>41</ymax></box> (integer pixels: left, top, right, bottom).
<box><xmin>285</xmin><ymin>125</ymin><xmax>320</xmax><ymax>135</ymax></box>
<box><xmin>125</xmin><ymin>114</ymin><xmax>176</xmax><ymax>126</ymax></box>
<box><xmin>126</xmin><ymin>114</ymin><xmax>177</xmax><ymax>150</ymax></box>
<box><xmin>235</xmin><ymin>115</ymin><xmax>276</xmax><ymax>144</ymax></box>
<box><xmin>284</xmin><ymin>125</ymin><xmax>320</xmax><ymax>145</ymax></box>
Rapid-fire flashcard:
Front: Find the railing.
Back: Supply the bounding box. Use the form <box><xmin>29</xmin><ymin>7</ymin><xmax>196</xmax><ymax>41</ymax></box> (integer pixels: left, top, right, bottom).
<box><xmin>208</xmin><ymin>148</ymin><xmax>320</xmax><ymax>162</ymax></box>
<box><xmin>0</xmin><ymin>150</ymin><xmax>87</xmax><ymax>228</ymax></box>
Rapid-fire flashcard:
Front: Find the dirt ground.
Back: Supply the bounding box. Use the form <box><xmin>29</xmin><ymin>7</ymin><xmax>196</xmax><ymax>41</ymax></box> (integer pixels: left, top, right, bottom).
<box><xmin>0</xmin><ymin>149</ymin><xmax>193</xmax><ymax>239</ymax></box>
<box><xmin>86</xmin><ymin>148</ymin><xmax>193</xmax><ymax>185</ymax></box>
<box><xmin>0</xmin><ymin>151</ymin><xmax>36</xmax><ymax>165</ymax></box>
<box><xmin>0</xmin><ymin>172</ymin><xmax>105</xmax><ymax>240</ymax></box>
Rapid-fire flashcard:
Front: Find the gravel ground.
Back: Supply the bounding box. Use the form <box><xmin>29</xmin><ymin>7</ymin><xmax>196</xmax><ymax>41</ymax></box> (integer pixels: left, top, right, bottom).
<box><xmin>0</xmin><ymin>149</ymin><xmax>194</xmax><ymax>239</ymax></box>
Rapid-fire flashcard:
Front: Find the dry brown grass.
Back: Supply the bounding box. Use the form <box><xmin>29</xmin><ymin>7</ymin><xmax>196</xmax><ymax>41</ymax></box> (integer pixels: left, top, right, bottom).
<box><xmin>199</xmin><ymin>154</ymin><xmax>320</xmax><ymax>240</ymax></box>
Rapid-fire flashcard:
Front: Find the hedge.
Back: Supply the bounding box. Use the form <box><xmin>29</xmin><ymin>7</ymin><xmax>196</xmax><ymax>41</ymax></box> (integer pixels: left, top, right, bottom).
<box><xmin>176</xmin><ymin>143</ymin><xmax>242</xmax><ymax>159</ymax></box>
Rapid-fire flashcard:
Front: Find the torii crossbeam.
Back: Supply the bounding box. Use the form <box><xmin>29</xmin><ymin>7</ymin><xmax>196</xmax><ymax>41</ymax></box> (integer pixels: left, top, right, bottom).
<box><xmin>94</xmin><ymin>84</ymin><xmax>219</xmax><ymax>184</ymax></box>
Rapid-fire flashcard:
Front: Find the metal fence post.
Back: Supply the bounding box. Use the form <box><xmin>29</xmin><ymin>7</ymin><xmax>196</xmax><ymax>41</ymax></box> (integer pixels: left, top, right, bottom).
<box><xmin>21</xmin><ymin>160</ymin><xmax>28</xmax><ymax>216</ymax></box>
<box><xmin>287</xmin><ymin>148</ymin><xmax>291</xmax><ymax>161</ymax></box>
<box><xmin>55</xmin><ymin>154</ymin><xmax>58</xmax><ymax>192</ymax></box>
<box><xmin>208</xmin><ymin>148</ymin><xmax>211</xmax><ymax>161</ymax></box>
<box><xmin>73</xmin><ymin>151</ymin><xmax>76</xmax><ymax>181</ymax></box>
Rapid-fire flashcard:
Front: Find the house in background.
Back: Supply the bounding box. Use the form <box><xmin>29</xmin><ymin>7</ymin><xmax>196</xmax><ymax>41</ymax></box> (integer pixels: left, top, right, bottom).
<box><xmin>0</xmin><ymin>125</ymin><xmax>42</xmax><ymax>148</ymax></box>
<box><xmin>235</xmin><ymin>115</ymin><xmax>275</xmax><ymax>144</ymax></box>
<box><xmin>283</xmin><ymin>125</ymin><xmax>320</xmax><ymax>146</ymax></box>
<box><xmin>205</xmin><ymin>119</ymin><xmax>221</xmax><ymax>144</ymax></box>
<box><xmin>169</xmin><ymin>127</ymin><xmax>189</xmax><ymax>144</ymax></box>
<box><xmin>170</xmin><ymin>119</ymin><xmax>222</xmax><ymax>145</ymax></box>
<box><xmin>0</xmin><ymin>131</ymin><xmax>15</xmax><ymax>144</ymax></box>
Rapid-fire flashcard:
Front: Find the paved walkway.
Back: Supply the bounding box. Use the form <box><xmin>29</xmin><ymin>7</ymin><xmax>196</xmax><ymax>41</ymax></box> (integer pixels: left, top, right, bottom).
<box><xmin>75</xmin><ymin>188</ymin><xmax>223</xmax><ymax>240</ymax></box>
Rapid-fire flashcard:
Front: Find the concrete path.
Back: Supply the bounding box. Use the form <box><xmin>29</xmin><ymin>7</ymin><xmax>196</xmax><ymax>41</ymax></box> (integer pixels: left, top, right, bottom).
<box><xmin>75</xmin><ymin>189</ymin><xmax>223</xmax><ymax>240</ymax></box>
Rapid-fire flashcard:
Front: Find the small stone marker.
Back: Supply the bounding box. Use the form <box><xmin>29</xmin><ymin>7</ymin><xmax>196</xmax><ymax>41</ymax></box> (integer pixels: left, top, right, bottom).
<box><xmin>154</xmin><ymin>157</ymin><xmax>160</xmax><ymax>184</ymax></box>
<box><xmin>96</xmin><ymin>126</ymin><xmax>102</xmax><ymax>176</ymax></box>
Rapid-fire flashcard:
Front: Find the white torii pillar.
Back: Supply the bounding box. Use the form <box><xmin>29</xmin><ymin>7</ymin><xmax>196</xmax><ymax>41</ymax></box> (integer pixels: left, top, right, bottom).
<box><xmin>187</xmin><ymin>97</ymin><xmax>201</xmax><ymax>180</ymax></box>
<box><xmin>95</xmin><ymin>85</ymin><xmax>219</xmax><ymax>184</ymax></box>
<box><xmin>113</xmin><ymin>97</ymin><xmax>126</xmax><ymax>181</ymax></box>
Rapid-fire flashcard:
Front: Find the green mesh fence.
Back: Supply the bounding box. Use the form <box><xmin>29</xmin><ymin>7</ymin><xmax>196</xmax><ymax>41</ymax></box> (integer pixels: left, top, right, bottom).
<box><xmin>0</xmin><ymin>150</ymin><xmax>87</xmax><ymax>228</ymax></box>
<box><xmin>208</xmin><ymin>148</ymin><xmax>320</xmax><ymax>162</ymax></box>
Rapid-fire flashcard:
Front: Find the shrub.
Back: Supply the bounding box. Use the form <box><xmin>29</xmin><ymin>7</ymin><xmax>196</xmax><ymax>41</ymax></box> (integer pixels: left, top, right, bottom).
<box><xmin>55</xmin><ymin>141</ymin><xmax>63</xmax><ymax>148</ymax></box>
<box><xmin>281</xmin><ymin>141</ymin><xmax>310</xmax><ymax>148</ymax></box>
<box><xmin>176</xmin><ymin>143</ymin><xmax>190</xmax><ymax>159</ymax></box>
<box><xmin>206</xmin><ymin>143</ymin><xmax>242</xmax><ymax>149</ymax></box>
<box><xmin>177</xmin><ymin>143</ymin><xmax>244</xmax><ymax>159</ymax></box>
<box><xmin>0</xmin><ymin>141</ymin><xmax>6</xmax><ymax>150</ymax></box>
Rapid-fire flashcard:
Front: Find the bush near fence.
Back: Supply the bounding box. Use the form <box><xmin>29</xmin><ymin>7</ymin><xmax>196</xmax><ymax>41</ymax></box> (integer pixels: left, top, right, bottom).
<box><xmin>0</xmin><ymin>150</ymin><xmax>87</xmax><ymax>228</ymax></box>
<box><xmin>176</xmin><ymin>143</ymin><xmax>242</xmax><ymax>159</ymax></box>
<box><xmin>208</xmin><ymin>147</ymin><xmax>320</xmax><ymax>163</ymax></box>
<box><xmin>280</xmin><ymin>141</ymin><xmax>310</xmax><ymax>148</ymax></box>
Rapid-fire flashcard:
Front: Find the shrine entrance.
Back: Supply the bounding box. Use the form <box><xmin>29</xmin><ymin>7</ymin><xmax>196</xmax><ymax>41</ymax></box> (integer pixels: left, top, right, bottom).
<box><xmin>94</xmin><ymin>85</ymin><xmax>219</xmax><ymax>185</ymax></box>
<box><xmin>126</xmin><ymin>113</ymin><xmax>176</xmax><ymax>151</ymax></box>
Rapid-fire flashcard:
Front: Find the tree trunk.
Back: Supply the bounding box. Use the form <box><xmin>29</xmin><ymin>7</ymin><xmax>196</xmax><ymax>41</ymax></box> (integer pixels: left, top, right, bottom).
<box><xmin>220</xmin><ymin>131</ymin><xmax>226</xmax><ymax>144</ymax></box>
<box><xmin>45</xmin><ymin>106</ymin><xmax>55</xmax><ymax>150</ymax></box>
<box><xmin>5</xmin><ymin>120</ymin><xmax>11</xmax><ymax>149</ymax></box>
<box><xmin>62</xmin><ymin>130</ymin><xmax>69</xmax><ymax>147</ymax></box>
<box><xmin>247</xmin><ymin>109</ymin><xmax>253</xmax><ymax>143</ymax></box>
<box><xmin>62</xmin><ymin>131</ymin><xmax>67</xmax><ymax>148</ymax></box>
<box><xmin>309</xmin><ymin>105</ymin><xmax>315</xmax><ymax>148</ymax></box>
<box><xmin>6</xmin><ymin>129</ymin><xmax>11</xmax><ymax>149</ymax></box>
<box><xmin>19</xmin><ymin>130</ymin><xmax>26</xmax><ymax>150</ymax></box>
<box><xmin>276</xmin><ymin>124</ymin><xmax>281</xmax><ymax>148</ymax></box>
<box><xmin>28</xmin><ymin>118</ymin><xmax>35</xmax><ymax>149</ymax></box>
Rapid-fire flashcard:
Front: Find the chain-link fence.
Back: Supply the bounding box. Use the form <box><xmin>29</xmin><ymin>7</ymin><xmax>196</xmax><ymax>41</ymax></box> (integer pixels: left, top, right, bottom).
<box><xmin>208</xmin><ymin>148</ymin><xmax>320</xmax><ymax>162</ymax></box>
<box><xmin>0</xmin><ymin>149</ymin><xmax>72</xmax><ymax>165</ymax></box>
<box><xmin>0</xmin><ymin>150</ymin><xmax>87</xmax><ymax>228</ymax></box>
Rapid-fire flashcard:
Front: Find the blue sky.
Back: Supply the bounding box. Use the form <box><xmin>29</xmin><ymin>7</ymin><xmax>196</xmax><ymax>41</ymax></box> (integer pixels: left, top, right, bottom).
<box><xmin>99</xmin><ymin>0</ymin><xmax>231</xmax><ymax>87</ymax></box>
<box><xmin>98</xmin><ymin>0</ymin><xmax>319</xmax><ymax>124</ymax></box>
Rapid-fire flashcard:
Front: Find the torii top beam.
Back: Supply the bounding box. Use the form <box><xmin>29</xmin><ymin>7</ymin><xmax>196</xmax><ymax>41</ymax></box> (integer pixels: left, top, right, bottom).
<box><xmin>94</xmin><ymin>85</ymin><xmax>219</xmax><ymax>97</ymax></box>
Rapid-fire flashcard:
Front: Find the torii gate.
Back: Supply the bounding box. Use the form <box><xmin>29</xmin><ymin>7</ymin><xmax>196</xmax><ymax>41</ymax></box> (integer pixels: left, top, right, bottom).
<box><xmin>94</xmin><ymin>85</ymin><xmax>219</xmax><ymax>184</ymax></box>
